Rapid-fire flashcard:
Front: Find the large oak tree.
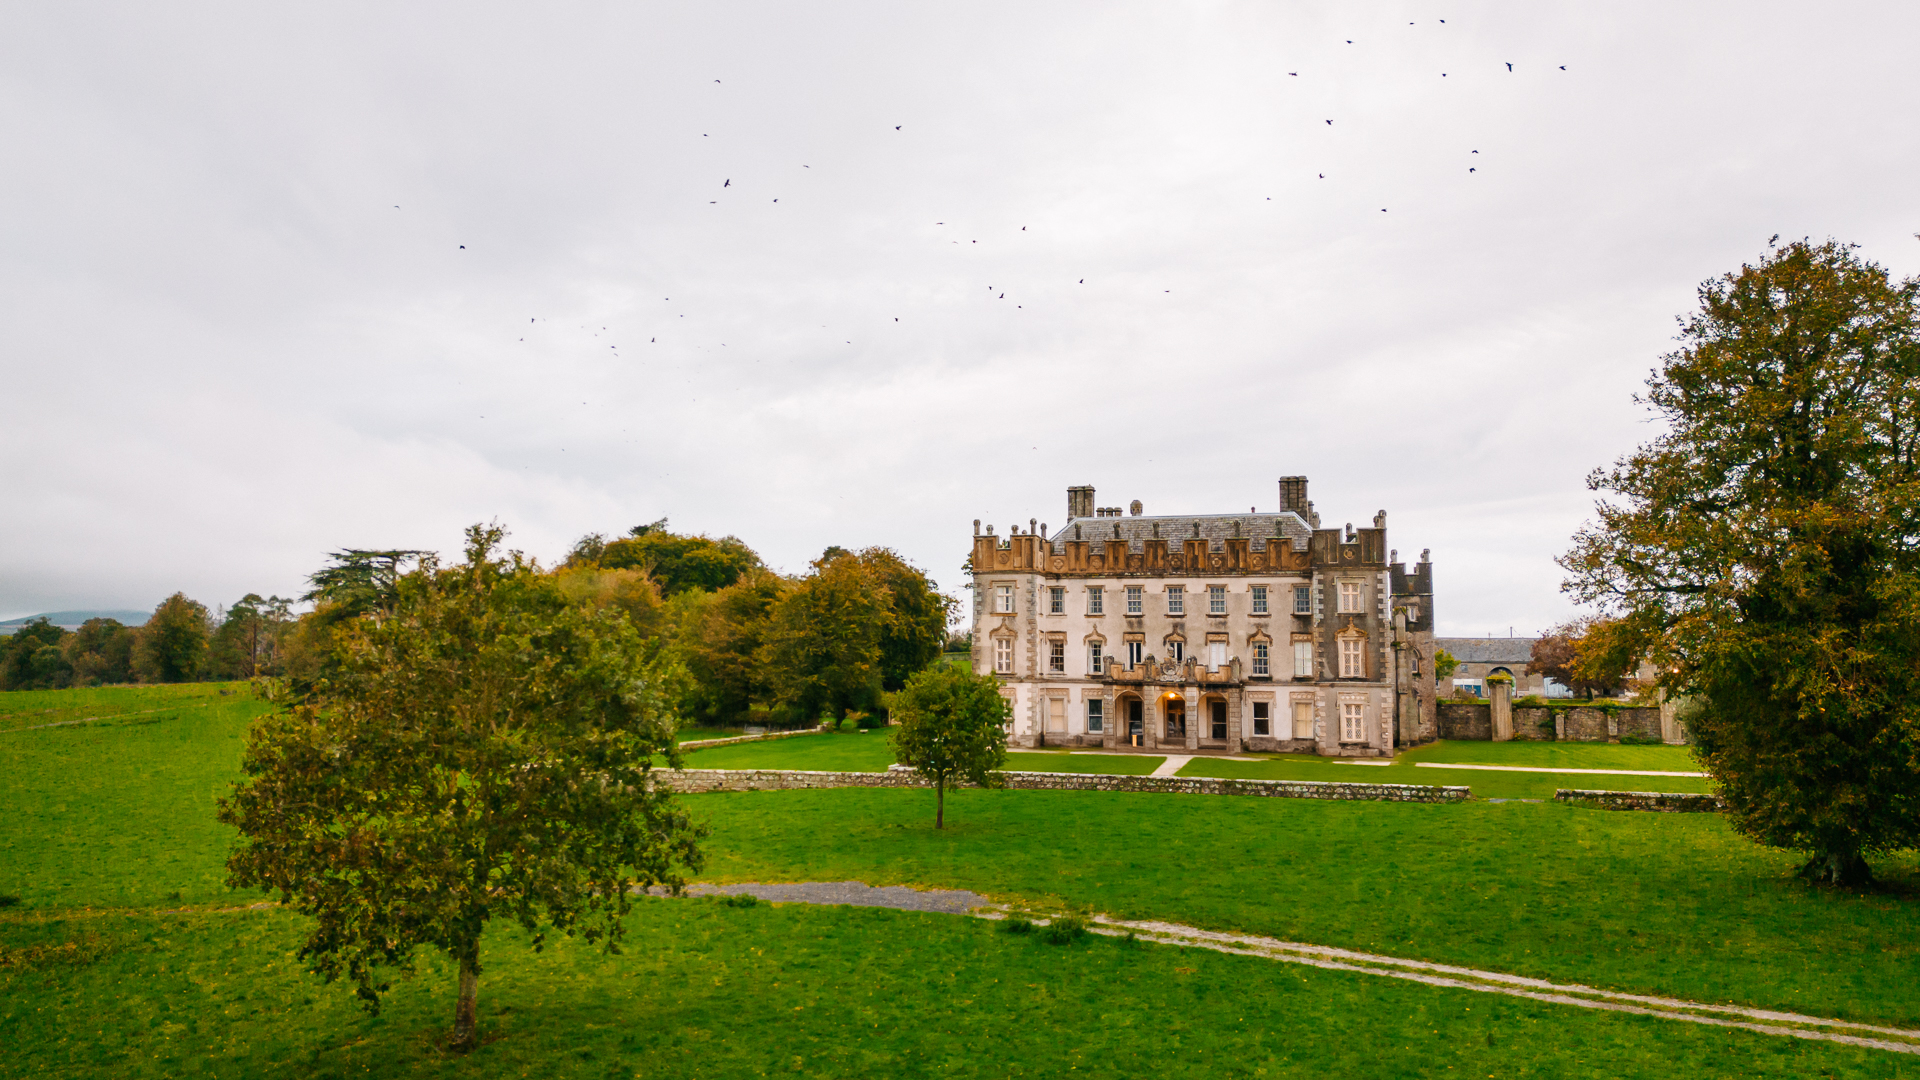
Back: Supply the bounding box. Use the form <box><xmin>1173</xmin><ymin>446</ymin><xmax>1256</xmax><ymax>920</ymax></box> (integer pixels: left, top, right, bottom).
<box><xmin>1562</xmin><ymin>239</ymin><xmax>1920</xmax><ymax>886</ymax></box>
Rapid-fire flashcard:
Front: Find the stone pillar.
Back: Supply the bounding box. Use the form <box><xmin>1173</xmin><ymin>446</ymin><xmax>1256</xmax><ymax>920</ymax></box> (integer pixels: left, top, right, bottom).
<box><xmin>1490</xmin><ymin>680</ymin><xmax>1513</xmax><ymax>742</ymax></box>
<box><xmin>1659</xmin><ymin>694</ymin><xmax>1683</xmax><ymax>744</ymax></box>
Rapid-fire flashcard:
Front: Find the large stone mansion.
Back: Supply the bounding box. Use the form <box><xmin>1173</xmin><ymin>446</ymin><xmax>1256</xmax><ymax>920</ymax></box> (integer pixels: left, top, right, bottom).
<box><xmin>968</xmin><ymin>478</ymin><xmax>1437</xmax><ymax>756</ymax></box>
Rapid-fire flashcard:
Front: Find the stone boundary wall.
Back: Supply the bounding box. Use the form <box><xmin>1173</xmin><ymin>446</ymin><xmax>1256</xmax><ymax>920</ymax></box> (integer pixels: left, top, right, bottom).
<box><xmin>678</xmin><ymin>726</ymin><xmax>829</xmax><ymax>752</ymax></box>
<box><xmin>657</xmin><ymin>768</ymin><xmax>1470</xmax><ymax>804</ymax></box>
<box><xmin>1554</xmin><ymin>788</ymin><xmax>1724</xmax><ymax>813</ymax></box>
<box><xmin>1437</xmin><ymin>703</ymin><xmax>1491</xmax><ymax>740</ymax></box>
<box><xmin>1437</xmin><ymin>704</ymin><xmax>1665</xmax><ymax>744</ymax></box>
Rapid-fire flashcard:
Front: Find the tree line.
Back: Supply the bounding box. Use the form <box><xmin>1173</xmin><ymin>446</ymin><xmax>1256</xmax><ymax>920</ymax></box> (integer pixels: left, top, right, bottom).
<box><xmin>0</xmin><ymin>593</ymin><xmax>297</xmax><ymax>691</ymax></box>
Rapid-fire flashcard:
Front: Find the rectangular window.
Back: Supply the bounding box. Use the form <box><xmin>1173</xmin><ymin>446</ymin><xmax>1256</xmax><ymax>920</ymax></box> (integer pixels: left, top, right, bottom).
<box><xmin>1047</xmin><ymin>696</ymin><xmax>1067</xmax><ymax>733</ymax></box>
<box><xmin>1252</xmin><ymin>701</ymin><xmax>1271</xmax><ymax>736</ymax></box>
<box><xmin>996</xmin><ymin>584</ymin><xmax>1015</xmax><ymax>614</ymax></box>
<box><xmin>1087</xmin><ymin>699</ymin><xmax>1104</xmax><ymax>733</ymax></box>
<box><xmin>1167</xmin><ymin>640</ymin><xmax>1185</xmax><ymax>663</ymax></box>
<box><xmin>1341</xmin><ymin>701</ymin><xmax>1366</xmax><ymax>742</ymax></box>
<box><xmin>1293</xmin><ymin>640</ymin><xmax>1313</xmax><ymax>678</ymax></box>
<box><xmin>1339</xmin><ymin>637</ymin><xmax>1364</xmax><ymax>678</ymax></box>
<box><xmin>1208</xmin><ymin>585</ymin><xmax>1226</xmax><ymax>614</ymax></box>
<box><xmin>1088</xmin><ymin>640</ymin><xmax>1103</xmax><ymax>675</ymax></box>
<box><xmin>1338</xmin><ymin>581</ymin><xmax>1362</xmax><ymax>613</ymax></box>
<box><xmin>1087</xmin><ymin>586</ymin><xmax>1104</xmax><ymax>615</ymax></box>
<box><xmin>1294</xmin><ymin>586</ymin><xmax>1311</xmax><ymax>614</ymax></box>
<box><xmin>1208</xmin><ymin>642</ymin><xmax>1226</xmax><ymax>670</ymax></box>
<box><xmin>1048</xmin><ymin>587</ymin><xmax>1065</xmax><ymax>615</ymax></box>
<box><xmin>1126</xmin><ymin>586</ymin><xmax>1143</xmax><ymax>615</ymax></box>
<box><xmin>1252</xmin><ymin>641</ymin><xmax>1270</xmax><ymax>676</ymax></box>
<box><xmin>1126</xmin><ymin>640</ymin><xmax>1143</xmax><ymax>669</ymax></box>
<box><xmin>1049</xmin><ymin>640</ymin><xmax>1065</xmax><ymax>673</ymax></box>
<box><xmin>1251</xmin><ymin>585</ymin><xmax>1268</xmax><ymax>615</ymax></box>
<box><xmin>1292</xmin><ymin>699</ymin><xmax>1315</xmax><ymax>739</ymax></box>
<box><xmin>1209</xmin><ymin>699</ymin><xmax>1228</xmax><ymax>740</ymax></box>
<box><xmin>994</xmin><ymin>637</ymin><xmax>1013</xmax><ymax>674</ymax></box>
<box><xmin>1166</xmin><ymin>586</ymin><xmax>1185</xmax><ymax>615</ymax></box>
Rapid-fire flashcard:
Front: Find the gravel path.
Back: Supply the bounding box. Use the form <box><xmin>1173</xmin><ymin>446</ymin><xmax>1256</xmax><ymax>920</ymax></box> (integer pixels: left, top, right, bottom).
<box><xmin>683</xmin><ymin>880</ymin><xmax>991</xmax><ymax>914</ymax></box>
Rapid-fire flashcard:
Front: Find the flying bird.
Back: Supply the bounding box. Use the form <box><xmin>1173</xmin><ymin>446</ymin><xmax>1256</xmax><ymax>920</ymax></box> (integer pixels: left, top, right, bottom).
<box><xmin>1559</xmin><ymin>65</ymin><xmax>1566</xmax><ymax>70</ymax></box>
<box><xmin>1318</xmin><ymin>173</ymin><xmax>1324</xmax><ymax>178</ymax></box>
<box><xmin>1505</xmin><ymin>63</ymin><xmax>1513</xmax><ymax>71</ymax></box>
<box><xmin>1288</xmin><ymin>72</ymin><xmax>1297</xmax><ymax>76</ymax></box>
<box><xmin>1079</xmin><ymin>279</ymin><xmax>1084</xmax><ymax>283</ymax></box>
<box><xmin>459</xmin><ymin>245</ymin><xmax>465</xmax><ymax>249</ymax></box>
<box><xmin>1470</xmin><ymin>168</ymin><xmax>1476</xmax><ymax>173</ymax></box>
<box><xmin>1326</xmin><ymin>119</ymin><xmax>1333</xmax><ymax>125</ymax></box>
<box><xmin>723</xmin><ymin>179</ymin><xmax>730</xmax><ymax>187</ymax></box>
<box><xmin>894</xmin><ymin>125</ymin><xmax>901</xmax><ymax>130</ymax></box>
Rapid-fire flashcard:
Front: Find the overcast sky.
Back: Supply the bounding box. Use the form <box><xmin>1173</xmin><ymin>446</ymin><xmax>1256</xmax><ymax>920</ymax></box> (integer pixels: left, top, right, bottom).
<box><xmin>3</xmin><ymin>1</ymin><xmax>1917</xmax><ymax>634</ymax></box>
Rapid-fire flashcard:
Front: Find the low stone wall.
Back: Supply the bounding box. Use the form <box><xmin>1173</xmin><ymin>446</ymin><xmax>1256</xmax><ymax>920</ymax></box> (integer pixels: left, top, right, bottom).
<box><xmin>657</xmin><ymin>768</ymin><xmax>1470</xmax><ymax>804</ymax></box>
<box><xmin>1437</xmin><ymin>703</ymin><xmax>1491</xmax><ymax>741</ymax></box>
<box><xmin>1554</xmin><ymin>788</ymin><xmax>1723</xmax><ymax>813</ymax></box>
<box><xmin>1438</xmin><ymin>704</ymin><xmax>1665</xmax><ymax>743</ymax></box>
<box><xmin>678</xmin><ymin>726</ymin><xmax>829</xmax><ymax>752</ymax></box>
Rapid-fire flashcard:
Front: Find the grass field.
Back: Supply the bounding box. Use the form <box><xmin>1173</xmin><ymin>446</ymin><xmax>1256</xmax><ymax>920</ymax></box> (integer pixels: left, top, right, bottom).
<box><xmin>678</xmin><ymin>731</ymin><xmax>1175</xmax><ymax>776</ymax></box>
<box><xmin>1180</xmin><ymin>741</ymin><xmax>1716</xmax><ymax>799</ymax></box>
<box><xmin>4</xmin><ymin>684</ymin><xmax>1917</xmax><ymax>1077</ymax></box>
<box><xmin>9</xmin><ymin>900</ymin><xmax>1907</xmax><ymax>1079</ymax></box>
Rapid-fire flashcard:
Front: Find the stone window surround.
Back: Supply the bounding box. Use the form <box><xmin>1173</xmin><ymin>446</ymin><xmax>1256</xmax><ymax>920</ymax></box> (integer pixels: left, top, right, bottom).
<box><xmin>1085</xmin><ymin>585</ymin><xmax>1104</xmax><ymax>615</ymax></box>
<box><xmin>1336</xmin><ymin>626</ymin><xmax>1369</xmax><ymax>679</ymax></box>
<box><xmin>1247</xmin><ymin>690</ymin><xmax>1275</xmax><ymax>736</ymax></box>
<box><xmin>992</xmin><ymin>581</ymin><xmax>1017</xmax><ymax>614</ymax></box>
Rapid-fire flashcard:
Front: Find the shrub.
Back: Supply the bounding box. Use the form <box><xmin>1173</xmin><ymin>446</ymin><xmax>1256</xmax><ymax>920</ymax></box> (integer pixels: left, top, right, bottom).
<box><xmin>999</xmin><ymin>916</ymin><xmax>1035</xmax><ymax>935</ymax></box>
<box><xmin>721</xmin><ymin>892</ymin><xmax>760</xmax><ymax>909</ymax></box>
<box><xmin>1041</xmin><ymin>915</ymin><xmax>1088</xmax><ymax>945</ymax></box>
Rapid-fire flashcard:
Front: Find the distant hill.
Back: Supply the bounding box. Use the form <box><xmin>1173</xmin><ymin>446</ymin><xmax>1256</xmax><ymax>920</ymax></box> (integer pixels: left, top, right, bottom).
<box><xmin>0</xmin><ymin>610</ymin><xmax>151</xmax><ymax>635</ymax></box>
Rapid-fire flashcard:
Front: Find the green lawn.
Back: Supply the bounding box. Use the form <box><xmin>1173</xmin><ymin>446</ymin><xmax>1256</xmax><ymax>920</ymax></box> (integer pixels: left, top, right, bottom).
<box><xmin>1003</xmin><ymin>750</ymin><xmax>1166</xmax><ymax>775</ymax></box>
<box><xmin>2</xmin><ymin>901</ymin><xmax>1906</xmax><ymax>1079</ymax></box>
<box><xmin>5</xmin><ymin>684</ymin><xmax>1919</xmax><ymax>1077</ymax></box>
<box><xmin>1178</xmin><ymin>740</ymin><xmax>1717</xmax><ymax>800</ymax></box>
<box><xmin>0</xmin><ymin>682</ymin><xmax>248</xmax><ymax>733</ymax></box>
<box><xmin>0</xmin><ymin>688</ymin><xmax>274</xmax><ymax>908</ymax></box>
<box><xmin>678</xmin><ymin>732</ymin><xmax>1168</xmax><ymax>776</ymax></box>
<box><xmin>689</xmin><ymin>787</ymin><xmax>1920</xmax><ymax>1030</ymax></box>
<box><xmin>678</xmin><ymin>729</ymin><xmax>893</xmax><ymax>771</ymax></box>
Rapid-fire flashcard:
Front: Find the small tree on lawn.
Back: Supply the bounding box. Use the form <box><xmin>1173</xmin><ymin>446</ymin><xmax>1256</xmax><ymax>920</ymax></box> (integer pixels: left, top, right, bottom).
<box><xmin>218</xmin><ymin>525</ymin><xmax>705</xmax><ymax>1051</ymax></box>
<box><xmin>889</xmin><ymin>664</ymin><xmax>1009</xmax><ymax>828</ymax></box>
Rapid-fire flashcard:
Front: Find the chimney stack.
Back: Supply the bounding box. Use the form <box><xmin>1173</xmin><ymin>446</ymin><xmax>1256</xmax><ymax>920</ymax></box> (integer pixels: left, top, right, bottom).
<box><xmin>1067</xmin><ymin>485</ymin><xmax>1095</xmax><ymax>521</ymax></box>
<box><xmin>1278</xmin><ymin>475</ymin><xmax>1309</xmax><ymax>515</ymax></box>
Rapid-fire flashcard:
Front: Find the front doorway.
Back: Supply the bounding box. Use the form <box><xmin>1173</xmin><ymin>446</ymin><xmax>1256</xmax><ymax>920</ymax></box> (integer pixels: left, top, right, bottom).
<box><xmin>1163</xmin><ymin>695</ymin><xmax>1186</xmax><ymax>739</ymax></box>
<box><xmin>1127</xmin><ymin>697</ymin><xmax>1144</xmax><ymax>746</ymax></box>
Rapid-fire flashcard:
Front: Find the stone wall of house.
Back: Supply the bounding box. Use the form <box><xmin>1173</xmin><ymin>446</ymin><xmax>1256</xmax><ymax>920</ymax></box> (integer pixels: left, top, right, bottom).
<box><xmin>1554</xmin><ymin>788</ymin><xmax>1723</xmax><ymax>812</ymax></box>
<box><xmin>1436</xmin><ymin>703</ymin><xmax>1491</xmax><ymax>740</ymax></box>
<box><xmin>656</xmin><ymin>768</ymin><xmax>1469</xmax><ymax>803</ymax></box>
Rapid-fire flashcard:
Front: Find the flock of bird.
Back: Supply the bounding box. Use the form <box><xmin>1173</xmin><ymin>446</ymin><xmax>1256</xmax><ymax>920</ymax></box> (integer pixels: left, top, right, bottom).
<box><xmin>415</xmin><ymin>19</ymin><xmax>1571</xmax><ymax>411</ymax></box>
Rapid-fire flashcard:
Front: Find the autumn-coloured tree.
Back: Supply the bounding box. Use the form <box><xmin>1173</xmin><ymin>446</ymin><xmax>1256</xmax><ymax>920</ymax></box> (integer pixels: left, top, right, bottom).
<box><xmin>218</xmin><ymin>525</ymin><xmax>704</xmax><ymax>1050</ymax></box>
<box><xmin>1562</xmin><ymin>239</ymin><xmax>1920</xmax><ymax>886</ymax></box>
<box><xmin>1527</xmin><ymin>617</ymin><xmax>1635</xmax><ymax>699</ymax></box>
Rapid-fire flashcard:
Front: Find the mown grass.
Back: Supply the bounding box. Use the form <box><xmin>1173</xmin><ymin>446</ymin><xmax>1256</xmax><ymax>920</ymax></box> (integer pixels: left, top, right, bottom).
<box><xmin>690</xmin><ymin>787</ymin><xmax>1920</xmax><ymax>1029</ymax></box>
<box><xmin>1</xmin><ymin>900</ymin><xmax>1907</xmax><ymax>1080</ymax></box>
<box><xmin>5</xmin><ymin>684</ymin><xmax>1918</xmax><ymax>1076</ymax></box>
<box><xmin>1180</xmin><ymin>740</ymin><xmax>1716</xmax><ymax>799</ymax></box>
<box><xmin>680</xmin><ymin>732</ymin><xmax>1169</xmax><ymax>775</ymax></box>
<box><xmin>0</xmin><ymin>682</ymin><xmax>247</xmax><ymax>733</ymax></box>
<box><xmin>0</xmin><ymin>688</ymin><xmax>273</xmax><ymax>908</ymax></box>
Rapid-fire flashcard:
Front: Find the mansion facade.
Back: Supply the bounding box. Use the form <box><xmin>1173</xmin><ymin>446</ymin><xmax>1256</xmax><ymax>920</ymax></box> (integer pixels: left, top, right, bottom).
<box><xmin>969</xmin><ymin>478</ymin><xmax>1437</xmax><ymax>756</ymax></box>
